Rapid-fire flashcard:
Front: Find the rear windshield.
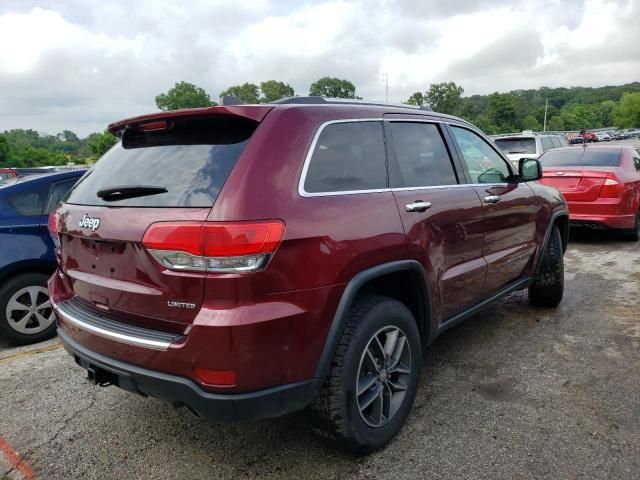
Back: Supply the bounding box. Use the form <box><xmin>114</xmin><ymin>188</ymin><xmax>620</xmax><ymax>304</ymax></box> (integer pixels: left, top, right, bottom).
<box><xmin>539</xmin><ymin>149</ymin><xmax>622</xmax><ymax>167</ymax></box>
<box><xmin>494</xmin><ymin>138</ymin><xmax>536</xmax><ymax>155</ymax></box>
<box><xmin>66</xmin><ymin>116</ymin><xmax>257</xmax><ymax>207</ymax></box>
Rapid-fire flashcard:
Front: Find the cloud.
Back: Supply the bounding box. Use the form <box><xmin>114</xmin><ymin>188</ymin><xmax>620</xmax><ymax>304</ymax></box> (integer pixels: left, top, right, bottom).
<box><xmin>0</xmin><ymin>0</ymin><xmax>638</xmax><ymax>136</ymax></box>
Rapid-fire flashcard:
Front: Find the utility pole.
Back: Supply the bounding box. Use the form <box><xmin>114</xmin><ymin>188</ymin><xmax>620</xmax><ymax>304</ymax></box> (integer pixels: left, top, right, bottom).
<box><xmin>543</xmin><ymin>98</ymin><xmax>548</xmax><ymax>132</ymax></box>
<box><xmin>382</xmin><ymin>72</ymin><xmax>388</xmax><ymax>103</ymax></box>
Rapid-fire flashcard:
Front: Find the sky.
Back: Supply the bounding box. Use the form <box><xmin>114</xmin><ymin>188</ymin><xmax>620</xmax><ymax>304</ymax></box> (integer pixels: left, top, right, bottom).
<box><xmin>0</xmin><ymin>0</ymin><xmax>639</xmax><ymax>136</ymax></box>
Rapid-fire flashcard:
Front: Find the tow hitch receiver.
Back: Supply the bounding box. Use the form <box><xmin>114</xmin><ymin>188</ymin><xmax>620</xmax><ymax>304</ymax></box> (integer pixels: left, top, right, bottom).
<box><xmin>75</xmin><ymin>356</ymin><xmax>116</xmax><ymax>387</ymax></box>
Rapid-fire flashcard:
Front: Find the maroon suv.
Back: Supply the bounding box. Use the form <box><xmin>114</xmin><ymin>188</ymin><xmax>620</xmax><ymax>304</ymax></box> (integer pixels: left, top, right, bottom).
<box><xmin>49</xmin><ymin>98</ymin><xmax>568</xmax><ymax>453</ymax></box>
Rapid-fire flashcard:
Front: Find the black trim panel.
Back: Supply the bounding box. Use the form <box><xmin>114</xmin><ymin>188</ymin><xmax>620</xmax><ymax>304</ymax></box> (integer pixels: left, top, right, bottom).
<box><xmin>58</xmin><ymin>328</ymin><xmax>322</xmax><ymax>423</ymax></box>
<box><xmin>436</xmin><ymin>276</ymin><xmax>533</xmax><ymax>336</ymax></box>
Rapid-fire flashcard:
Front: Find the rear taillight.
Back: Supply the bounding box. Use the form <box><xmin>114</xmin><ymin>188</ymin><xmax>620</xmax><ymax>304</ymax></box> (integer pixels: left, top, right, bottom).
<box><xmin>142</xmin><ymin>221</ymin><xmax>285</xmax><ymax>273</ymax></box>
<box><xmin>48</xmin><ymin>212</ymin><xmax>61</xmax><ymax>249</ymax></box>
<box><xmin>599</xmin><ymin>175</ymin><xmax>623</xmax><ymax>198</ymax></box>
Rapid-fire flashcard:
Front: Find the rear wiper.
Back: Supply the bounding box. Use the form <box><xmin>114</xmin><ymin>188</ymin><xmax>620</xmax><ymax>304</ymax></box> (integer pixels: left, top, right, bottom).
<box><xmin>96</xmin><ymin>185</ymin><xmax>167</xmax><ymax>201</ymax></box>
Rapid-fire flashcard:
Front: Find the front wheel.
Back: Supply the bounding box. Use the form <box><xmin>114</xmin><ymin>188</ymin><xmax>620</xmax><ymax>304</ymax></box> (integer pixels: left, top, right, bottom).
<box><xmin>529</xmin><ymin>225</ymin><xmax>564</xmax><ymax>307</ymax></box>
<box><xmin>309</xmin><ymin>295</ymin><xmax>422</xmax><ymax>454</ymax></box>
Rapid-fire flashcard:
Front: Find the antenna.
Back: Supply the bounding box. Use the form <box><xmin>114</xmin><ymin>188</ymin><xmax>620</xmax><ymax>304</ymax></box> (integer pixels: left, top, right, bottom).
<box><xmin>382</xmin><ymin>72</ymin><xmax>389</xmax><ymax>103</ymax></box>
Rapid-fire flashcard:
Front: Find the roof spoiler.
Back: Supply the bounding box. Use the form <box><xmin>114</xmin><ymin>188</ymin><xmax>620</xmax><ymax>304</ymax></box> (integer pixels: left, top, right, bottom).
<box><xmin>108</xmin><ymin>105</ymin><xmax>273</xmax><ymax>138</ymax></box>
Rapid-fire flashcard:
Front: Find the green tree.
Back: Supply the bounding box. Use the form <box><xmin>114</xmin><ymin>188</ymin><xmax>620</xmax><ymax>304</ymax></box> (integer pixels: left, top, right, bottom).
<box><xmin>406</xmin><ymin>92</ymin><xmax>426</xmax><ymax>107</ymax></box>
<box><xmin>598</xmin><ymin>100</ymin><xmax>616</xmax><ymax>126</ymax></box>
<box><xmin>487</xmin><ymin>93</ymin><xmax>518</xmax><ymax>133</ymax></box>
<box><xmin>309</xmin><ymin>77</ymin><xmax>356</xmax><ymax>98</ymax></box>
<box><xmin>87</xmin><ymin>131</ymin><xmax>117</xmax><ymax>158</ymax></box>
<box><xmin>424</xmin><ymin>82</ymin><xmax>464</xmax><ymax>115</ymax></box>
<box><xmin>613</xmin><ymin>92</ymin><xmax>640</xmax><ymax>128</ymax></box>
<box><xmin>0</xmin><ymin>135</ymin><xmax>8</xmax><ymax>164</ymax></box>
<box><xmin>521</xmin><ymin>114</ymin><xmax>540</xmax><ymax>131</ymax></box>
<box><xmin>260</xmin><ymin>80</ymin><xmax>294</xmax><ymax>103</ymax></box>
<box><xmin>220</xmin><ymin>83</ymin><xmax>260</xmax><ymax>104</ymax></box>
<box><xmin>155</xmin><ymin>81</ymin><xmax>215</xmax><ymax>111</ymax></box>
<box><xmin>547</xmin><ymin>116</ymin><xmax>565</xmax><ymax>131</ymax></box>
<box><xmin>472</xmin><ymin>115</ymin><xmax>495</xmax><ymax>134</ymax></box>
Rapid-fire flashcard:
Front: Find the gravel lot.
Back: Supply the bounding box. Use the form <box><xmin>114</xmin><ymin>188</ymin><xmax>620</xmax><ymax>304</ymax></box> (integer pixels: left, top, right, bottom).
<box><xmin>1</xmin><ymin>141</ymin><xmax>639</xmax><ymax>480</ymax></box>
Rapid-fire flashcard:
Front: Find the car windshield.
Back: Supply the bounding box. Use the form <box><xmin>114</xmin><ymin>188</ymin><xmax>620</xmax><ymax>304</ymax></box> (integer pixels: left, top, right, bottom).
<box><xmin>494</xmin><ymin>138</ymin><xmax>536</xmax><ymax>154</ymax></box>
<box><xmin>539</xmin><ymin>149</ymin><xmax>622</xmax><ymax>167</ymax></box>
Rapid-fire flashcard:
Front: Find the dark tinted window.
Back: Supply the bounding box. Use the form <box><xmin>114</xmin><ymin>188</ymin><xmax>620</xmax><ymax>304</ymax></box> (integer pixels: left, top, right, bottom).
<box><xmin>390</xmin><ymin>122</ymin><xmax>457</xmax><ymax>187</ymax></box>
<box><xmin>494</xmin><ymin>138</ymin><xmax>536</xmax><ymax>155</ymax></box>
<box><xmin>6</xmin><ymin>184</ymin><xmax>49</xmax><ymax>216</ymax></box>
<box><xmin>66</xmin><ymin>117</ymin><xmax>256</xmax><ymax>207</ymax></box>
<box><xmin>451</xmin><ymin>127</ymin><xmax>512</xmax><ymax>184</ymax></box>
<box><xmin>304</xmin><ymin>121</ymin><xmax>387</xmax><ymax>193</ymax></box>
<box><xmin>541</xmin><ymin>137</ymin><xmax>554</xmax><ymax>151</ymax></box>
<box><xmin>46</xmin><ymin>179</ymin><xmax>77</xmax><ymax>213</ymax></box>
<box><xmin>539</xmin><ymin>149</ymin><xmax>622</xmax><ymax>167</ymax></box>
<box><xmin>632</xmin><ymin>151</ymin><xmax>640</xmax><ymax>171</ymax></box>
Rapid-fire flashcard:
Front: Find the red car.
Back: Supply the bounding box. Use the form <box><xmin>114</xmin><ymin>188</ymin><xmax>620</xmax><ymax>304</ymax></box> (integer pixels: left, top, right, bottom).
<box><xmin>50</xmin><ymin>98</ymin><xmax>568</xmax><ymax>452</ymax></box>
<box><xmin>539</xmin><ymin>145</ymin><xmax>640</xmax><ymax>240</ymax></box>
<box><xmin>0</xmin><ymin>168</ymin><xmax>17</xmax><ymax>182</ymax></box>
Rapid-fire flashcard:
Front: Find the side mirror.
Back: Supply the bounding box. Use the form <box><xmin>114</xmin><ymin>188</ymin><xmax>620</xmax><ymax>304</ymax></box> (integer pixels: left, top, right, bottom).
<box><xmin>519</xmin><ymin>158</ymin><xmax>542</xmax><ymax>182</ymax></box>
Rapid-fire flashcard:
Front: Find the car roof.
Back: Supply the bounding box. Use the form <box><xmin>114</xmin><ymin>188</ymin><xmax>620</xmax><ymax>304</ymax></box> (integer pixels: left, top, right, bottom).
<box><xmin>0</xmin><ymin>169</ymin><xmax>86</xmax><ymax>191</ymax></box>
<box><xmin>108</xmin><ymin>100</ymin><xmax>472</xmax><ymax>137</ymax></box>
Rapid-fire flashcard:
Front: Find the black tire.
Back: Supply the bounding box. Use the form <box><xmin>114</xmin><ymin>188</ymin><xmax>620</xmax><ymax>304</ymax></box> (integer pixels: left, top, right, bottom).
<box><xmin>623</xmin><ymin>210</ymin><xmax>640</xmax><ymax>241</ymax></box>
<box><xmin>309</xmin><ymin>295</ymin><xmax>422</xmax><ymax>454</ymax></box>
<box><xmin>529</xmin><ymin>225</ymin><xmax>564</xmax><ymax>307</ymax></box>
<box><xmin>0</xmin><ymin>272</ymin><xmax>56</xmax><ymax>345</ymax></box>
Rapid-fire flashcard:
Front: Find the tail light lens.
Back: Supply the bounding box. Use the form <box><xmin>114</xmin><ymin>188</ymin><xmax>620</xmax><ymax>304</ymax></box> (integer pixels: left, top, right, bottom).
<box><xmin>599</xmin><ymin>175</ymin><xmax>623</xmax><ymax>198</ymax></box>
<box><xmin>48</xmin><ymin>212</ymin><xmax>61</xmax><ymax>249</ymax></box>
<box><xmin>142</xmin><ymin>221</ymin><xmax>285</xmax><ymax>273</ymax></box>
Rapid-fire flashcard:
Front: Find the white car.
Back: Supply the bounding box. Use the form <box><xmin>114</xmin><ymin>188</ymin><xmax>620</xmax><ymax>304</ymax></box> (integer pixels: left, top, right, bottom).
<box><xmin>596</xmin><ymin>132</ymin><xmax>611</xmax><ymax>142</ymax></box>
<box><xmin>492</xmin><ymin>132</ymin><xmax>567</xmax><ymax>166</ymax></box>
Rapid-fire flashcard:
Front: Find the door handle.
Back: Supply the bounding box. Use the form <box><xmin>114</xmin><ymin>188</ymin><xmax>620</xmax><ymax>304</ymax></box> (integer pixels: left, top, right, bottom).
<box><xmin>483</xmin><ymin>195</ymin><xmax>501</xmax><ymax>204</ymax></box>
<box><xmin>405</xmin><ymin>201</ymin><xmax>432</xmax><ymax>212</ymax></box>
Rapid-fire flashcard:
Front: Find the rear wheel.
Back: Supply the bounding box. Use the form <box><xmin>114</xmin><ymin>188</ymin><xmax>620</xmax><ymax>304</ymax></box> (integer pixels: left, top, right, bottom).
<box><xmin>309</xmin><ymin>295</ymin><xmax>422</xmax><ymax>454</ymax></box>
<box><xmin>0</xmin><ymin>273</ymin><xmax>56</xmax><ymax>345</ymax></box>
<box><xmin>529</xmin><ymin>225</ymin><xmax>564</xmax><ymax>307</ymax></box>
<box><xmin>624</xmin><ymin>210</ymin><xmax>640</xmax><ymax>241</ymax></box>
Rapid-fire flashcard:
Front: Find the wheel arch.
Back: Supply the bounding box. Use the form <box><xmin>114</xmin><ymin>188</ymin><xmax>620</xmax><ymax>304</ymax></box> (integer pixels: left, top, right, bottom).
<box><xmin>0</xmin><ymin>261</ymin><xmax>56</xmax><ymax>286</ymax></box>
<box><xmin>313</xmin><ymin>260</ymin><xmax>431</xmax><ymax>379</ymax></box>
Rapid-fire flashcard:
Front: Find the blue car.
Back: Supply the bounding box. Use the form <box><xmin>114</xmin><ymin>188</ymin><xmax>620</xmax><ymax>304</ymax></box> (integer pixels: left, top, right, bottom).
<box><xmin>0</xmin><ymin>170</ymin><xmax>85</xmax><ymax>345</ymax></box>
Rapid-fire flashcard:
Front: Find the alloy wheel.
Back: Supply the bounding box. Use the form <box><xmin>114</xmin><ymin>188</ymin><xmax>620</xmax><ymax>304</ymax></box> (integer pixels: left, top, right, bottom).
<box><xmin>356</xmin><ymin>326</ymin><xmax>412</xmax><ymax>428</ymax></box>
<box><xmin>5</xmin><ymin>286</ymin><xmax>54</xmax><ymax>334</ymax></box>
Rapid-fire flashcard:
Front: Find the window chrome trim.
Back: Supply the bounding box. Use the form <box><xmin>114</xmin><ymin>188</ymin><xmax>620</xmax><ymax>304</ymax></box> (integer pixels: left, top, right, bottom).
<box><xmin>297</xmin><ymin>118</ymin><xmax>512</xmax><ymax>198</ymax></box>
<box><xmin>298</xmin><ymin>118</ymin><xmax>385</xmax><ymax>198</ymax></box>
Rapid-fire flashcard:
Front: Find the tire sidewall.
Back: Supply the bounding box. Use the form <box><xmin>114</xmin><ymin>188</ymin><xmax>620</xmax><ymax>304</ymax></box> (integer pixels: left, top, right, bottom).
<box><xmin>337</xmin><ymin>299</ymin><xmax>422</xmax><ymax>452</ymax></box>
<box><xmin>0</xmin><ymin>272</ymin><xmax>56</xmax><ymax>345</ymax></box>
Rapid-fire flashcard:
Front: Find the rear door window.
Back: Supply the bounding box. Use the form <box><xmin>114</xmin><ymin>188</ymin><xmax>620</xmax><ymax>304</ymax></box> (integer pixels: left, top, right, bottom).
<box><xmin>539</xmin><ymin>149</ymin><xmax>622</xmax><ymax>167</ymax></box>
<box><xmin>65</xmin><ymin>116</ymin><xmax>257</xmax><ymax>207</ymax></box>
<box><xmin>389</xmin><ymin>122</ymin><xmax>458</xmax><ymax>187</ymax></box>
<box><xmin>541</xmin><ymin>137</ymin><xmax>554</xmax><ymax>152</ymax></box>
<box><xmin>303</xmin><ymin>121</ymin><xmax>387</xmax><ymax>194</ymax></box>
<box><xmin>6</xmin><ymin>184</ymin><xmax>50</xmax><ymax>216</ymax></box>
<box><xmin>45</xmin><ymin>179</ymin><xmax>78</xmax><ymax>213</ymax></box>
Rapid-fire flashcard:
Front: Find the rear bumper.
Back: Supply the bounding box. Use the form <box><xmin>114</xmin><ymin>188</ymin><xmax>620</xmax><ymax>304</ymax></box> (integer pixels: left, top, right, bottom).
<box><xmin>566</xmin><ymin>198</ymin><xmax>636</xmax><ymax>229</ymax></box>
<box><xmin>569</xmin><ymin>212</ymin><xmax>636</xmax><ymax>229</ymax></box>
<box><xmin>58</xmin><ymin>328</ymin><xmax>321</xmax><ymax>422</ymax></box>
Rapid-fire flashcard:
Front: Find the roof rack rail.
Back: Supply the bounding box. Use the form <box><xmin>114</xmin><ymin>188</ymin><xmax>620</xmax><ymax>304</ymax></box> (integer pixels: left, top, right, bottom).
<box><xmin>272</xmin><ymin>96</ymin><xmax>432</xmax><ymax>111</ymax></box>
